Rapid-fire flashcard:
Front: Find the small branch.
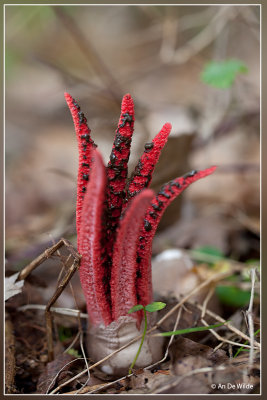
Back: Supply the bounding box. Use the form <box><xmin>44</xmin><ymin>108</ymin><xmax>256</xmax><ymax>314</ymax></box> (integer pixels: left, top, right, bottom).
<box><xmin>246</xmin><ymin>268</ymin><xmax>257</xmax><ymax>370</ymax></box>
<box><xmin>172</xmin><ymin>6</ymin><xmax>236</xmax><ymax>65</ymax></box>
<box><xmin>190</xmin><ymin>301</ymin><xmax>260</xmax><ymax>348</ymax></box>
<box><xmin>146</xmin><ymin>307</ymin><xmax>183</xmax><ymax>371</ymax></box>
<box><xmin>45</xmin><ymin>255</ymin><xmax>80</xmax><ymax>362</ymax></box>
<box><xmin>201</xmin><ymin>286</ymin><xmax>215</xmax><ymax>319</ymax></box>
<box><xmin>75</xmin><ymin>330</ymin><xmax>91</xmax><ymax>394</ymax></box>
<box><xmin>200</xmin><ymin>318</ymin><xmax>256</xmax><ymax>350</ymax></box>
<box><xmin>18</xmin><ymin>304</ymin><xmax>88</xmax><ymax>319</ymax></box>
<box><xmin>17</xmin><ymin>238</ymin><xmax>81</xmax><ymax>281</ymax></box>
<box><xmin>45</xmin><ymin>358</ymin><xmax>86</xmax><ymax>394</ymax></box>
<box><xmin>154</xmin><ymin>270</ymin><xmax>231</xmax><ymax>329</ymax></box>
<box><xmin>53</xmin><ymin>7</ymin><xmax>123</xmax><ymax>109</ymax></box>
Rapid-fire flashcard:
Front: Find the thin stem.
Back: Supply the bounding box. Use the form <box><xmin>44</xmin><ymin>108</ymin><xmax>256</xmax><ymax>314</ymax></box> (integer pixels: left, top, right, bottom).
<box><xmin>129</xmin><ymin>308</ymin><xmax>147</xmax><ymax>375</ymax></box>
<box><xmin>233</xmin><ymin>328</ymin><xmax>260</xmax><ymax>358</ymax></box>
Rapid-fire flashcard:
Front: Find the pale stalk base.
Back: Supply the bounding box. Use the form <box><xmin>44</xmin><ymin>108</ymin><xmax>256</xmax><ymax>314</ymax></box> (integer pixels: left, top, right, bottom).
<box><xmin>86</xmin><ymin>314</ymin><xmax>164</xmax><ymax>377</ymax></box>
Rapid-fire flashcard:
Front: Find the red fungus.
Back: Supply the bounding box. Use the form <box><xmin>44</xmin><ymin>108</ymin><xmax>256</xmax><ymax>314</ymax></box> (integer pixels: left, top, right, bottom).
<box><xmin>111</xmin><ymin>189</ymin><xmax>154</xmax><ymax>326</ymax></box>
<box><xmin>106</xmin><ymin>94</ymin><xmax>134</xmax><ymax>244</ymax></box>
<box><xmin>124</xmin><ymin>122</ymin><xmax>172</xmax><ymax>207</ymax></box>
<box><xmin>78</xmin><ymin>149</ymin><xmax>112</xmax><ymax>326</ymax></box>
<box><xmin>136</xmin><ymin>167</ymin><xmax>217</xmax><ymax>307</ymax></box>
<box><xmin>64</xmin><ymin>92</ymin><xmax>96</xmax><ymax>244</ymax></box>
<box><xmin>65</xmin><ymin>93</ymin><xmax>216</xmax><ymax>331</ymax></box>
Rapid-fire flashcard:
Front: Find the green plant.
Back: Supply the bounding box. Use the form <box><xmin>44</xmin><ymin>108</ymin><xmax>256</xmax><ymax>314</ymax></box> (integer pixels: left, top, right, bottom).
<box><xmin>158</xmin><ymin>322</ymin><xmax>227</xmax><ymax>337</ymax></box>
<box><xmin>201</xmin><ymin>59</ymin><xmax>248</xmax><ymax>89</ymax></box>
<box><xmin>128</xmin><ymin>302</ymin><xmax>166</xmax><ymax>374</ymax></box>
<box><xmin>233</xmin><ymin>328</ymin><xmax>260</xmax><ymax>358</ymax></box>
<box><xmin>128</xmin><ymin>302</ymin><xmax>227</xmax><ymax>374</ymax></box>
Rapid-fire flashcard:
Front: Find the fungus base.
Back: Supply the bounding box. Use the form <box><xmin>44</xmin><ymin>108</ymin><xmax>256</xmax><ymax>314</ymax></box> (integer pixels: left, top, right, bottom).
<box><xmin>86</xmin><ymin>314</ymin><xmax>164</xmax><ymax>377</ymax></box>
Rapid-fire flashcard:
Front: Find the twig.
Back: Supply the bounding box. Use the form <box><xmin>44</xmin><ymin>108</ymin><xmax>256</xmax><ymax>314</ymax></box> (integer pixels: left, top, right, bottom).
<box><xmin>159</xmin><ymin>9</ymin><xmax>177</xmax><ymax>62</ymax></box>
<box><xmin>201</xmin><ymin>318</ymin><xmax>256</xmax><ymax>350</ymax></box>
<box><xmin>45</xmin><ymin>255</ymin><xmax>80</xmax><ymax>361</ymax></box>
<box><xmin>45</xmin><ymin>357</ymin><xmax>87</xmax><ymax>394</ymax></box>
<box><xmin>64</xmin><ymin>331</ymin><xmax>81</xmax><ymax>354</ymax></box>
<box><xmin>15</xmin><ymin>238</ymin><xmax>82</xmax><ymax>362</ymax></box>
<box><xmin>52</xmin><ymin>7</ymin><xmax>123</xmax><ymax>109</ymax></box>
<box><xmin>201</xmin><ymin>286</ymin><xmax>215</xmax><ymax>319</ymax></box>
<box><xmin>147</xmin><ymin>307</ymin><xmax>183</xmax><ymax>370</ymax></box>
<box><xmin>18</xmin><ymin>304</ymin><xmax>88</xmax><ymax>319</ymax></box>
<box><xmin>246</xmin><ymin>268</ymin><xmax>257</xmax><ymax>370</ymax></box>
<box><xmin>66</xmin><ymin>375</ymin><xmax>129</xmax><ymax>395</ymax></box>
<box><xmin>173</xmin><ymin>6</ymin><xmax>235</xmax><ymax>65</ymax></box>
<box><xmin>17</xmin><ymin>238</ymin><xmax>81</xmax><ymax>281</ymax></box>
<box><xmin>154</xmin><ymin>270</ymin><xmax>232</xmax><ymax>329</ymax></box>
<box><xmin>74</xmin><ymin>321</ymin><xmax>91</xmax><ymax>394</ymax></box>
<box><xmin>189</xmin><ymin>301</ymin><xmax>260</xmax><ymax>348</ymax></box>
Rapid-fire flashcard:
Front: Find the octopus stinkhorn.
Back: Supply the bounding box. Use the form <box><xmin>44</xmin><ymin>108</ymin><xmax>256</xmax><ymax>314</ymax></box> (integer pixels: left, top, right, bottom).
<box><xmin>65</xmin><ymin>92</ymin><xmax>216</xmax><ymax>376</ymax></box>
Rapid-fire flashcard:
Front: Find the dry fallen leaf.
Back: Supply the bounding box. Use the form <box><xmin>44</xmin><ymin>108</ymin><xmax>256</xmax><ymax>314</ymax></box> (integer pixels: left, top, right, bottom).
<box><xmin>37</xmin><ymin>353</ymin><xmax>76</xmax><ymax>394</ymax></box>
<box><xmin>5</xmin><ymin>272</ymin><xmax>24</xmax><ymax>301</ymax></box>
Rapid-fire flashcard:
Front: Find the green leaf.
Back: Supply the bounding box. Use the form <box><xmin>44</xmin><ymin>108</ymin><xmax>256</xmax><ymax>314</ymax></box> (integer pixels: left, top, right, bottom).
<box><xmin>195</xmin><ymin>245</ymin><xmax>224</xmax><ymax>259</ymax></box>
<box><xmin>159</xmin><ymin>322</ymin><xmax>226</xmax><ymax>337</ymax></box>
<box><xmin>194</xmin><ymin>246</ymin><xmax>224</xmax><ymax>266</ymax></box>
<box><xmin>215</xmin><ymin>286</ymin><xmax>251</xmax><ymax>307</ymax></box>
<box><xmin>128</xmin><ymin>304</ymin><xmax>144</xmax><ymax>314</ymax></box>
<box><xmin>58</xmin><ymin>326</ymin><xmax>73</xmax><ymax>342</ymax></box>
<box><xmin>245</xmin><ymin>259</ymin><xmax>260</xmax><ymax>268</ymax></box>
<box><xmin>145</xmin><ymin>302</ymin><xmax>166</xmax><ymax>312</ymax></box>
<box><xmin>67</xmin><ymin>348</ymin><xmax>81</xmax><ymax>358</ymax></box>
<box><xmin>201</xmin><ymin>59</ymin><xmax>248</xmax><ymax>89</ymax></box>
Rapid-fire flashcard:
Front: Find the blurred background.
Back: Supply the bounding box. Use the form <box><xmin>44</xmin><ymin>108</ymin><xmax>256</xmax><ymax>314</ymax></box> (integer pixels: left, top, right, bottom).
<box><xmin>5</xmin><ymin>4</ymin><xmax>260</xmax><ymax>275</ymax></box>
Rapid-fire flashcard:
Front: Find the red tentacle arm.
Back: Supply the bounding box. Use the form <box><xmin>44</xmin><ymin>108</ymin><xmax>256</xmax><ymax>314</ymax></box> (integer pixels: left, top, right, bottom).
<box><xmin>105</xmin><ymin>94</ymin><xmax>135</xmax><ymax>261</ymax></box>
<box><xmin>110</xmin><ymin>189</ymin><xmax>155</xmax><ymax>326</ymax></box>
<box><xmin>64</xmin><ymin>92</ymin><xmax>96</xmax><ymax>240</ymax></box>
<box><xmin>136</xmin><ymin>166</ymin><xmax>217</xmax><ymax>306</ymax></box>
<box><xmin>79</xmin><ymin>149</ymin><xmax>112</xmax><ymax>326</ymax></box>
<box><xmin>124</xmin><ymin>123</ymin><xmax>172</xmax><ymax>208</ymax></box>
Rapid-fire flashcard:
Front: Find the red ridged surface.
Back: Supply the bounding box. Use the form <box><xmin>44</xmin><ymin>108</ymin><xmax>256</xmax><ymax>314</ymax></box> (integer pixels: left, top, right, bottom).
<box><xmin>79</xmin><ymin>149</ymin><xmax>112</xmax><ymax>326</ymax></box>
<box><xmin>105</xmin><ymin>94</ymin><xmax>135</xmax><ymax>261</ymax></box>
<box><xmin>110</xmin><ymin>189</ymin><xmax>154</xmax><ymax>326</ymax></box>
<box><xmin>64</xmin><ymin>92</ymin><xmax>96</xmax><ymax>243</ymax></box>
<box><xmin>136</xmin><ymin>166</ymin><xmax>217</xmax><ymax>306</ymax></box>
<box><xmin>124</xmin><ymin>123</ymin><xmax>172</xmax><ymax>208</ymax></box>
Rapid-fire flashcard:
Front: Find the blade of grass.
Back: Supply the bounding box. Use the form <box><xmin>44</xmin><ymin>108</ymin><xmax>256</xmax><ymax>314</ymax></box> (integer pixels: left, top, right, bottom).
<box><xmin>155</xmin><ymin>322</ymin><xmax>227</xmax><ymax>337</ymax></box>
<box><xmin>233</xmin><ymin>328</ymin><xmax>260</xmax><ymax>358</ymax></box>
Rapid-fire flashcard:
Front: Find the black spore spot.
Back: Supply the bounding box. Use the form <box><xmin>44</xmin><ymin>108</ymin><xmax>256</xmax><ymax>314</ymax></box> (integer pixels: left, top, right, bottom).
<box><xmin>144</xmin><ymin>219</ymin><xmax>152</xmax><ymax>232</ymax></box>
<box><xmin>78</xmin><ymin>111</ymin><xmax>85</xmax><ymax>124</ymax></box>
<box><xmin>183</xmin><ymin>170</ymin><xmax>198</xmax><ymax>179</ymax></box>
<box><xmin>119</xmin><ymin>113</ymin><xmax>133</xmax><ymax>129</ymax></box>
<box><xmin>81</xmin><ymin>134</ymin><xmax>90</xmax><ymax>142</ymax></box>
<box><xmin>110</xmin><ymin>152</ymin><xmax>117</xmax><ymax>164</ymax></box>
<box><xmin>158</xmin><ymin>189</ymin><xmax>171</xmax><ymax>199</ymax></box>
<box><xmin>144</xmin><ymin>142</ymin><xmax>154</xmax><ymax>151</ymax></box>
